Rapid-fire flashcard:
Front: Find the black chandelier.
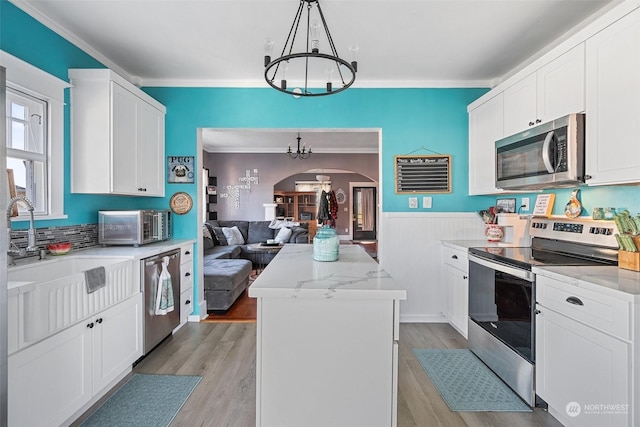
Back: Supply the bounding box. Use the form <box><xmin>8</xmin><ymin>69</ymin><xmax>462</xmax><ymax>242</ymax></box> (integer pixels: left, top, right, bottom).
<box><xmin>287</xmin><ymin>133</ymin><xmax>312</xmax><ymax>159</ymax></box>
<box><xmin>264</xmin><ymin>0</ymin><xmax>357</xmax><ymax>97</ymax></box>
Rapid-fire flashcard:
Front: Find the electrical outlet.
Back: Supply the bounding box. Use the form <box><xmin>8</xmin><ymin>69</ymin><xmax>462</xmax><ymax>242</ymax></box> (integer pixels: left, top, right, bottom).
<box><xmin>409</xmin><ymin>197</ymin><xmax>418</xmax><ymax>209</ymax></box>
<box><xmin>423</xmin><ymin>196</ymin><xmax>432</xmax><ymax>208</ymax></box>
<box><xmin>522</xmin><ymin>197</ymin><xmax>530</xmax><ymax>211</ymax></box>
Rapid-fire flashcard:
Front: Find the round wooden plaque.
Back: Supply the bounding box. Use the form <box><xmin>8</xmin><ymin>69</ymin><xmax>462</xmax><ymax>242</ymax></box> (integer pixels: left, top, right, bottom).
<box><xmin>170</xmin><ymin>192</ymin><xmax>193</xmax><ymax>215</ymax></box>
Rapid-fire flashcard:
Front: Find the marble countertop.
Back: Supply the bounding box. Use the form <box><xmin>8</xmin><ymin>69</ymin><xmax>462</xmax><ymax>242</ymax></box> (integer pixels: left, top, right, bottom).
<box><xmin>533</xmin><ymin>265</ymin><xmax>640</xmax><ymax>300</ymax></box>
<box><xmin>248</xmin><ymin>244</ymin><xmax>407</xmax><ymax>300</ymax></box>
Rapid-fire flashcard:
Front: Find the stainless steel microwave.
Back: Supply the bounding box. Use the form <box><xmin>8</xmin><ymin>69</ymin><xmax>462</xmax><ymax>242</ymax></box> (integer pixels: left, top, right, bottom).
<box><xmin>98</xmin><ymin>210</ymin><xmax>171</xmax><ymax>246</ymax></box>
<box><xmin>495</xmin><ymin>113</ymin><xmax>585</xmax><ymax>190</ymax></box>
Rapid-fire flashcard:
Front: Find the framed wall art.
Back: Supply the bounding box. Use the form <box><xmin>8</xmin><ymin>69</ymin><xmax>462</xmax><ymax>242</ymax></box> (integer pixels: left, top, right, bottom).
<box><xmin>496</xmin><ymin>198</ymin><xmax>516</xmax><ymax>213</ymax></box>
<box><xmin>167</xmin><ymin>156</ymin><xmax>195</xmax><ymax>183</ymax></box>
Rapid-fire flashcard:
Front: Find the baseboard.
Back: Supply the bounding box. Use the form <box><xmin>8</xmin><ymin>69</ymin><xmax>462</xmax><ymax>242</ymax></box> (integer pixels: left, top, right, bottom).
<box><xmin>400</xmin><ymin>314</ymin><xmax>447</xmax><ymax>323</ymax></box>
<box><xmin>188</xmin><ymin>301</ymin><xmax>209</xmax><ymax>322</ymax></box>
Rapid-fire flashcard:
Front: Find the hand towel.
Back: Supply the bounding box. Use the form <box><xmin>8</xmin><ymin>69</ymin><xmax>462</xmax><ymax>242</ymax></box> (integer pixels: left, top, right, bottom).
<box><xmin>154</xmin><ymin>256</ymin><xmax>175</xmax><ymax>315</ymax></box>
<box><xmin>85</xmin><ymin>266</ymin><xmax>106</xmax><ymax>294</ymax></box>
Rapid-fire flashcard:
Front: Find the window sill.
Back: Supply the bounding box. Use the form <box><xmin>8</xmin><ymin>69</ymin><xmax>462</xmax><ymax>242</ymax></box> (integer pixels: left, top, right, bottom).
<box><xmin>10</xmin><ymin>214</ymin><xmax>69</xmax><ymax>223</ymax></box>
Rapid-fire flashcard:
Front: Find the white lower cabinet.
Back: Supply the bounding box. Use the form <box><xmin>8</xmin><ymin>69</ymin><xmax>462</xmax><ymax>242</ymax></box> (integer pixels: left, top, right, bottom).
<box><xmin>8</xmin><ymin>293</ymin><xmax>142</xmax><ymax>427</ymax></box>
<box><xmin>536</xmin><ymin>275</ymin><xmax>633</xmax><ymax>427</ymax></box>
<box><xmin>177</xmin><ymin>243</ymin><xmax>194</xmax><ymax>329</ymax></box>
<box><xmin>441</xmin><ymin>244</ymin><xmax>468</xmax><ymax>338</ymax></box>
<box><xmin>93</xmin><ymin>293</ymin><xmax>143</xmax><ymax>392</ymax></box>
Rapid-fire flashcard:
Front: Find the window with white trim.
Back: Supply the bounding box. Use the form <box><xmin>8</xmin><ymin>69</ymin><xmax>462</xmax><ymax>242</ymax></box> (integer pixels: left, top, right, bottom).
<box><xmin>1</xmin><ymin>50</ymin><xmax>68</xmax><ymax>220</ymax></box>
<box><xmin>6</xmin><ymin>87</ymin><xmax>48</xmax><ymax>214</ymax></box>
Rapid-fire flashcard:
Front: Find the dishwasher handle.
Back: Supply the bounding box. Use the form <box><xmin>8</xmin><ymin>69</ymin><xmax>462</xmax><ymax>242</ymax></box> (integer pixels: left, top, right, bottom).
<box><xmin>144</xmin><ymin>250</ymin><xmax>180</xmax><ymax>266</ymax></box>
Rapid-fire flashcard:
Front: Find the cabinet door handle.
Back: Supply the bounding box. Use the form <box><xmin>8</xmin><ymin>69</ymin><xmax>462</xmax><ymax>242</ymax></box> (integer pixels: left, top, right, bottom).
<box><xmin>186</xmin><ymin>299</ymin><xmax>191</xmax><ymax>305</ymax></box>
<box><xmin>185</xmin><ymin>272</ymin><xmax>191</xmax><ymax>277</ymax></box>
<box><xmin>463</xmin><ymin>275</ymin><xmax>468</xmax><ymax>280</ymax></box>
<box><xmin>95</xmin><ymin>318</ymin><xmax>103</xmax><ymax>324</ymax></box>
<box><xmin>536</xmin><ymin>119</ymin><xmax>542</xmax><ymax>123</ymax></box>
<box><xmin>529</xmin><ymin>121</ymin><xmax>535</xmax><ymax>126</ymax></box>
<box><xmin>185</xmin><ymin>250</ymin><xmax>191</xmax><ymax>255</ymax></box>
<box><xmin>451</xmin><ymin>255</ymin><xmax>458</xmax><ymax>259</ymax></box>
<box><xmin>534</xmin><ymin>309</ymin><xmax>541</xmax><ymax>315</ymax></box>
<box><xmin>138</xmin><ymin>187</ymin><xmax>147</xmax><ymax>192</ymax></box>
<box><xmin>87</xmin><ymin>322</ymin><xmax>94</xmax><ymax>329</ymax></box>
<box><xmin>566</xmin><ymin>296</ymin><xmax>584</xmax><ymax>306</ymax></box>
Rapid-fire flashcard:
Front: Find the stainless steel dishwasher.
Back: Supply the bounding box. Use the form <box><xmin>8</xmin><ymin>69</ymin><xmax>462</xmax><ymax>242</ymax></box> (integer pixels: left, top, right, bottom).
<box><xmin>142</xmin><ymin>249</ymin><xmax>181</xmax><ymax>355</ymax></box>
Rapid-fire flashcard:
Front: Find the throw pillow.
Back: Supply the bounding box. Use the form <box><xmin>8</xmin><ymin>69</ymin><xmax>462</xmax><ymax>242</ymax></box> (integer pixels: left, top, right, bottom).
<box><xmin>274</xmin><ymin>226</ymin><xmax>292</xmax><ymax>243</ymax></box>
<box><xmin>211</xmin><ymin>226</ymin><xmax>228</xmax><ymax>246</ymax></box>
<box><xmin>222</xmin><ymin>226</ymin><xmax>245</xmax><ymax>245</ymax></box>
<box><xmin>269</xmin><ymin>218</ymin><xmax>301</xmax><ymax>229</ymax></box>
<box><xmin>203</xmin><ymin>224</ymin><xmax>215</xmax><ymax>250</ymax></box>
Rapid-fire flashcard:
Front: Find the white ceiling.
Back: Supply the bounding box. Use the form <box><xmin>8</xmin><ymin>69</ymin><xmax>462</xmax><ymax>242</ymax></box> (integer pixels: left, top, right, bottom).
<box><xmin>12</xmin><ymin>0</ymin><xmax>615</xmax><ymax>152</ymax></box>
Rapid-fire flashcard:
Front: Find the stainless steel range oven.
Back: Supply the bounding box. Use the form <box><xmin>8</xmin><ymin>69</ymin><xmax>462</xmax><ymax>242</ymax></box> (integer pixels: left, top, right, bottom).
<box><xmin>467</xmin><ymin>217</ymin><xmax>618</xmax><ymax>407</ymax></box>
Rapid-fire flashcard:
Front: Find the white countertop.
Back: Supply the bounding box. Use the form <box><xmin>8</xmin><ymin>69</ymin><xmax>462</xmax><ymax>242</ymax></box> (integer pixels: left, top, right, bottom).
<box><xmin>7</xmin><ymin>239</ymin><xmax>195</xmax><ymax>296</ymax></box>
<box><xmin>248</xmin><ymin>244</ymin><xmax>407</xmax><ymax>300</ymax></box>
<box><xmin>441</xmin><ymin>240</ymin><xmax>518</xmax><ymax>250</ymax></box>
<box><xmin>442</xmin><ymin>240</ymin><xmax>640</xmax><ymax>301</ymax></box>
<box><xmin>533</xmin><ymin>265</ymin><xmax>640</xmax><ymax>300</ymax></box>
<box><xmin>66</xmin><ymin>239</ymin><xmax>195</xmax><ymax>261</ymax></box>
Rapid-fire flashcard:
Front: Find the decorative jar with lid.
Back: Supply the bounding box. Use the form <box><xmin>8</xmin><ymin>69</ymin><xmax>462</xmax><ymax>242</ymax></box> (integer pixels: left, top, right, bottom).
<box><xmin>313</xmin><ymin>225</ymin><xmax>339</xmax><ymax>262</ymax></box>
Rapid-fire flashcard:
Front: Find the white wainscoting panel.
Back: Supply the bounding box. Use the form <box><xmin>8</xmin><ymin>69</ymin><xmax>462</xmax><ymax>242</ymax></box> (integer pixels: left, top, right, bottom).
<box><xmin>378</xmin><ymin>212</ymin><xmax>485</xmax><ymax>323</ymax></box>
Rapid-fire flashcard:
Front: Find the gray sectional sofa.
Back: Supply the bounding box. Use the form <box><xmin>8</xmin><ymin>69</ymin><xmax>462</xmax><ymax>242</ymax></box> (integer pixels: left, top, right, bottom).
<box><xmin>203</xmin><ymin>220</ymin><xmax>309</xmax><ymax>312</ymax></box>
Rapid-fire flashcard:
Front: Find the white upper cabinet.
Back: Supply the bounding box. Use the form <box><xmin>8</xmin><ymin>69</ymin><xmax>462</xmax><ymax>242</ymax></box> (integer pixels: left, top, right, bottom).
<box><xmin>503</xmin><ymin>73</ymin><xmax>537</xmax><ymax>136</ymax></box>
<box><xmin>70</xmin><ymin>69</ymin><xmax>166</xmax><ymax>196</ymax></box>
<box><xmin>585</xmin><ymin>8</ymin><xmax>640</xmax><ymax>186</ymax></box>
<box><xmin>468</xmin><ymin>93</ymin><xmax>504</xmax><ymax>195</ymax></box>
<box><xmin>504</xmin><ymin>44</ymin><xmax>585</xmax><ymax>136</ymax></box>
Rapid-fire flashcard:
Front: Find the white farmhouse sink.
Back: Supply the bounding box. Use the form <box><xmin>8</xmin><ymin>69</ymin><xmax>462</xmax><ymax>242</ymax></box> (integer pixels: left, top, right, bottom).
<box><xmin>8</xmin><ymin>256</ymin><xmax>124</xmax><ymax>284</ymax></box>
<box><xmin>7</xmin><ymin>255</ymin><xmax>135</xmax><ymax>348</ymax></box>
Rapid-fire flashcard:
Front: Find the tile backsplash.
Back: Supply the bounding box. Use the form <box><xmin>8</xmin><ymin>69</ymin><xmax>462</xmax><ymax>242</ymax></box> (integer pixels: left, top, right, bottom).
<box><xmin>10</xmin><ymin>223</ymin><xmax>99</xmax><ymax>252</ymax></box>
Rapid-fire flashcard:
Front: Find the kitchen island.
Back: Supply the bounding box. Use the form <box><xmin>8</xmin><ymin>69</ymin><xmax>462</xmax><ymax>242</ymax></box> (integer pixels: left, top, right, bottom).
<box><xmin>249</xmin><ymin>244</ymin><xmax>406</xmax><ymax>427</ymax></box>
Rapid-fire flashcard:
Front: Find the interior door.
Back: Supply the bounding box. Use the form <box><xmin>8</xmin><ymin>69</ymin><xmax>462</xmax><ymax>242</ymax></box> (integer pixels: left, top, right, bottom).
<box><xmin>352</xmin><ymin>186</ymin><xmax>377</xmax><ymax>241</ymax></box>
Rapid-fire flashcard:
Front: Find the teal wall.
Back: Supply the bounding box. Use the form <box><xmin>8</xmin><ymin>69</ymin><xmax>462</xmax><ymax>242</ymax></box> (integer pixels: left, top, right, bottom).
<box><xmin>144</xmin><ymin>86</ymin><xmax>495</xmax><ymax>213</ymax></box>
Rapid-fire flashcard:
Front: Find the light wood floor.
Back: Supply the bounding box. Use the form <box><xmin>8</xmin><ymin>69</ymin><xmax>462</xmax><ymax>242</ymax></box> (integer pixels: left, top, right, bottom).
<box><xmin>120</xmin><ymin>322</ymin><xmax>562</xmax><ymax>427</ymax></box>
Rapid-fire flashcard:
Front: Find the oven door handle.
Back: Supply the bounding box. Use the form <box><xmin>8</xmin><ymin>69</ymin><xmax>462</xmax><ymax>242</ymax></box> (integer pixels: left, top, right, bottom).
<box><xmin>469</xmin><ymin>254</ymin><xmax>534</xmax><ymax>282</ymax></box>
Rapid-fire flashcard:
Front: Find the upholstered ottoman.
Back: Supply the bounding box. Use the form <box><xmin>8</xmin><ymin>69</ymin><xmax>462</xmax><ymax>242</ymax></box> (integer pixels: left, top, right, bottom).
<box><xmin>203</xmin><ymin>258</ymin><xmax>252</xmax><ymax>312</ymax></box>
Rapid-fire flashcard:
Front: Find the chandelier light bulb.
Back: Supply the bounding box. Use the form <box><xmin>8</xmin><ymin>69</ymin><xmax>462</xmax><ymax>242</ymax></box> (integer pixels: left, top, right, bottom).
<box><xmin>311</xmin><ymin>21</ymin><xmax>321</xmax><ymax>53</ymax></box>
<box><xmin>325</xmin><ymin>67</ymin><xmax>334</xmax><ymax>92</ymax></box>
<box><xmin>264</xmin><ymin>39</ymin><xmax>274</xmax><ymax>67</ymax></box>
<box><xmin>281</xmin><ymin>63</ymin><xmax>288</xmax><ymax>90</ymax></box>
<box><xmin>349</xmin><ymin>44</ymin><xmax>359</xmax><ymax>73</ymax></box>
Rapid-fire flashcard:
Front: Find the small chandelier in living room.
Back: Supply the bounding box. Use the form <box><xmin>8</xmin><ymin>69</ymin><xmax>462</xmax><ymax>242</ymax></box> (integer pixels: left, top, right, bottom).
<box><xmin>287</xmin><ymin>133</ymin><xmax>312</xmax><ymax>159</ymax></box>
<box><xmin>264</xmin><ymin>0</ymin><xmax>357</xmax><ymax>97</ymax></box>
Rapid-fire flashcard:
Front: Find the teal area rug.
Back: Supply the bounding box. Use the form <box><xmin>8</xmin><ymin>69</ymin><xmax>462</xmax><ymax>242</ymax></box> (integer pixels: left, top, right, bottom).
<box><xmin>81</xmin><ymin>374</ymin><xmax>202</xmax><ymax>426</ymax></box>
<box><xmin>413</xmin><ymin>349</ymin><xmax>531</xmax><ymax>412</ymax></box>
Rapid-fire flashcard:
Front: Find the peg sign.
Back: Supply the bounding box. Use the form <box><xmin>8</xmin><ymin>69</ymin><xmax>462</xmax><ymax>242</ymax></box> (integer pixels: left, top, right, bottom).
<box><xmin>394</xmin><ymin>155</ymin><xmax>451</xmax><ymax>194</ymax></box>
